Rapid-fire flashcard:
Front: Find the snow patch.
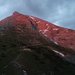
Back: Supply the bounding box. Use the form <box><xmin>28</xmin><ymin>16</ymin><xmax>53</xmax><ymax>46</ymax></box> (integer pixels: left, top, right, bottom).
<box><xmin>29</xmin><ymin>16</ymin><xmax>35</xmax><ymax>20</ymax></box>
<box><xmin>36</xmin><ymin>21</ymin><xmax>40</xmax><ymax>24</ymax></box>
<box><xmin>43</xmin><ymin>29</ymin><xmax>48</xmax><ymax>34</ymax></box>
<box><xmin>53</xmin><ymin>28</ymin><xmax>59</xmax><ymax>31</ymax></box>
<box><xmin>42</xmin><ymin>24</ymin><xmax>49</xmax><ymax>34</ymax></box>
<box><xmin>54</xmin><ymin>41</ymin><xmax>58</xmax><ymax>45</ymax></box>
<box><xmin>23</xmin><ymin>48</ymin><xmax>31</xmax><ymax>51</ymax></box>
<box><xmin>46</xmin><ymin>24</ymin><xmax>48</xmax><ymax>26</ymax></box>
<box><xmin>39</xmin><ymin>30</ymin><xmax>43</xmax><ymax>32</ymax></box>
<box><xmin>23</xmin><ymin>70</ymin><xmax>27</xmax><ymax>75</ymax></box>
<box><xmin>53</xmin><ymin>50</ymin><xmax>65</xmax><ymax>57</ymax></box>
<box><xmin>44</xmin><ymin>34</ymin><xmax>47</xmax><ymax>37</ymax></box>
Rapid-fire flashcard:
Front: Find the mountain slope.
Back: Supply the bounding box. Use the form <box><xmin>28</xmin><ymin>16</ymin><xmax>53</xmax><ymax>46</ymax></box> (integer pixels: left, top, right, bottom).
<box><xmin>0</xmin><ymin>11</ymin><xmax>75</xmax><ymax>75</ymax></box>
<box><xmin>1</xmin><ymin>11</ymin><xmax>75</xmax><ymax>50</ymax></box>
<box><xmin>28</xmin><ymin>14</ymin><xmax>75</xmax><ymax>51</ymax></box>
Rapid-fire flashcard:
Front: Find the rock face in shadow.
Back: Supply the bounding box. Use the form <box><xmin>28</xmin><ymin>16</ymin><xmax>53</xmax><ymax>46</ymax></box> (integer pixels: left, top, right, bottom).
<box><xmin>1</xmin><ymin>47</ymin><xmax>75</xmax><ymax>75</ymax></box>
<box><xmin>0</xmin><ymin>11</ymin><xmax>75</xmax><ymax>75</ymax></box>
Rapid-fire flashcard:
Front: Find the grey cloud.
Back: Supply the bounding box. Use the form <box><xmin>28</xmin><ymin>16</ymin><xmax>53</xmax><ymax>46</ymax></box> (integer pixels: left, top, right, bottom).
<box><xmin>0</xmin><ymin>0</ymin><xmax>75</xmax><ymax>30</ymax></box>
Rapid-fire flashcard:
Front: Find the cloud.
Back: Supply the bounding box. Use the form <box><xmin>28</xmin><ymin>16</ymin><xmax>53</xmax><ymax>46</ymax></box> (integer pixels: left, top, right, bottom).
<box><xmin>0</xmin><ymin>0</ymin><xmax>75</xmax><ymax>30</ymax></box>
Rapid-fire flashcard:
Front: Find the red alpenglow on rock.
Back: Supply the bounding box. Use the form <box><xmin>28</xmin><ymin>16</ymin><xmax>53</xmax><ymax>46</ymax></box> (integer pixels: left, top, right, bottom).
<box><xmin>0</xmin><ymin>11</ymin><xmax>75</xmax><ymax>51</ymax></box>
<box><xmin>28</xmin><ymin>14</ymin><xmax>75</xmax><ymax>51</ymax></box>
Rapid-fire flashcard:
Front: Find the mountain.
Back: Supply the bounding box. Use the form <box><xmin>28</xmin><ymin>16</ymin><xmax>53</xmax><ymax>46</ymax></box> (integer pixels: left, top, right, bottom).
<box><xmin>28</xmin><ymin>13</ymin><xmax>75</xmax><ymax>51</ymax></box>
<box><xmin>0</xmin><ymin>11</ymin><xmax>75</xmax><ymax>75</ymax></box>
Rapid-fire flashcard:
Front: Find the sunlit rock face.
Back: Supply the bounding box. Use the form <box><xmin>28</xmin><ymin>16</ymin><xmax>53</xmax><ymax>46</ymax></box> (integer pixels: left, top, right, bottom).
<box><xmin>0</xmin><ymin>11</ymin><xmax>75</xmax><ymax>51</ymax></box>
<box><xmin>0</xmin><ymin>11</ymin><xmax>75</xmax><ymax>75</ymax></box>
<box><xmin>0</xmin><ymin>11</ymin><xmax>75</xmax><ymax>57</ymax></box>
<box><xmin>28</xmin><ymin>15</ymin><xmax>75</xmax><ymax>51</ymax></box>
<box><xmin>13</xmin><ymin>11</ymin><xmax>75</xmax><ymax>51</ymax></box>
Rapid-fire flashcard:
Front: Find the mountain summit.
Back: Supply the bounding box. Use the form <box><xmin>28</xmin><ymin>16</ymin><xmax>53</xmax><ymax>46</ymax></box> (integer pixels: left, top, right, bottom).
<box><xmin>0</xmin><ymin>11</ymin><xmax>75</xmax><ymax>75</ymax></box>
<box><xmin>0</xmin><ymin>11</ymin><xmax>75</xmax><ymax>50</ymax></box>
<box><xmin>13</xmin><ymin>11</ymin><xmax>75</xmax><ymax>51</ymax></box>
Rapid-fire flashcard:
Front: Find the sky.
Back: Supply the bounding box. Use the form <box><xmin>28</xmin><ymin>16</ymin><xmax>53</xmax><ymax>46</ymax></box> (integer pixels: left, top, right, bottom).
<box><xmin>0</xmin><ymin>0</ymin><xmax>75</xmax><ymax>30</ymax></box>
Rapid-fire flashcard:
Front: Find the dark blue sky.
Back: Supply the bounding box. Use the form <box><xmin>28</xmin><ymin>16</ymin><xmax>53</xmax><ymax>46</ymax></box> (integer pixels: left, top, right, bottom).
<box><xmin>0</xmin><ymin>0</ymin><xmax>75</xmax><ymax>30</ymax></box>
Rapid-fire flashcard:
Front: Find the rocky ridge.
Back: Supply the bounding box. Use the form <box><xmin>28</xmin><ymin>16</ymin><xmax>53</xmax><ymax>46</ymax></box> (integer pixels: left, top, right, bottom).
<box><xmin>0</xmin><ymin>11</ymin><xmax>75</xmax><ymax>75</ymax></box>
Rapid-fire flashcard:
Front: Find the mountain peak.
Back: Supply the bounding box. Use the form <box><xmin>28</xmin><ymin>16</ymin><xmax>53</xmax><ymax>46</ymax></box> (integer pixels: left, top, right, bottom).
<box><xmin>0</xmin><ymin>12</ymin><xmax>75</xmax><ymax>51</ymax></box>
<box><xmin>13</xmin><ymin>11</ymin><xmax>21</xmax><ymax>16</ymax></box>
<box><xmin>0</xmin><ymin>12</ymin><xmax>75</xmax><ymax>75</ymax></box>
